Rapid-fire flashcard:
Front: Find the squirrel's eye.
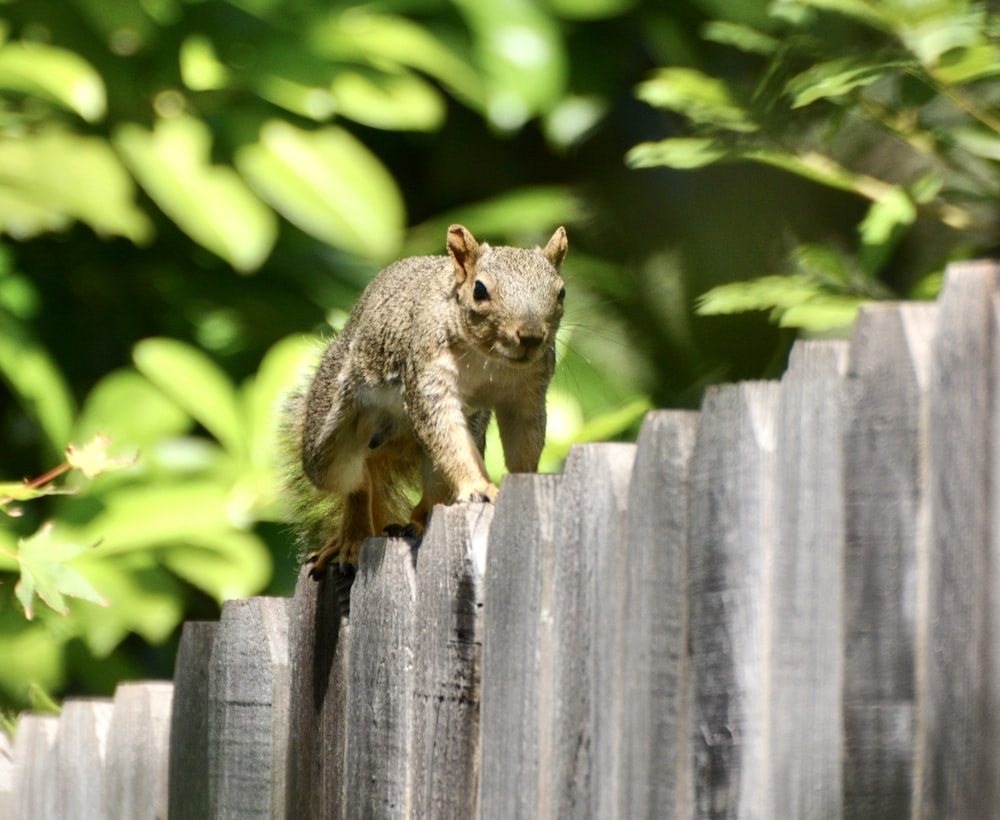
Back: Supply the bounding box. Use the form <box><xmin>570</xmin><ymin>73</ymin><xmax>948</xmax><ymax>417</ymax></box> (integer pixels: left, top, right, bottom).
<box><xmin>473</xmin><ymin>280</ymin><xmax>490</xmax><ymax>302</ymax></box>
<box><xmin>558</xmin><ymin>285</ymin><xmax>566</xmax><ymax>301</ymax></box>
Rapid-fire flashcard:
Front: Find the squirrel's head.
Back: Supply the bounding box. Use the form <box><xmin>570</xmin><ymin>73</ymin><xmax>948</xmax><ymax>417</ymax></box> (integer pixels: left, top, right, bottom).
<box><xmin>447</xmin><ymin>224</ymin><xmax>567</xmax><ymax>366</ymax></box>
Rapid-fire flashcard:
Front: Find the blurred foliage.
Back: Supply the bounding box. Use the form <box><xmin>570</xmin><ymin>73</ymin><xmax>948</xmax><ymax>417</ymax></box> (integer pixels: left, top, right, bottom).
<box><xmin>0</xmin><ymin>0</ymin><xmax>995</xmax><ymax>711</ymax></box>
<box><xmin>629</xmin><ymin>0</ymin><xmax>1000</xmax><ymax>331</ymax></box>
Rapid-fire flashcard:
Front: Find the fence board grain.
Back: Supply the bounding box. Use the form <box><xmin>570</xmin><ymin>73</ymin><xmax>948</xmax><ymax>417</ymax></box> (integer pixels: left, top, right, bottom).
<box><xmin>550</xmin><ymin>443</ymin><xmax>636</xmax><ymax>819</ymax></box>
<box><xmin>286</xmin><ymin>565</ymin><xmax>352</xmax><ymax>819</ymax></box>
<box><xmin>169</xmin><ymin>620</ymin><xmax>219</xmax><ymax>819</ymax></box>
<box><xmin>105</xmin><ymin>682</ymin><xmax>173</xmax><ymax>819</ymax></box>
<box><xmin>13</xmin><ymin>715</ymin><xmax>59</xmax><ymax>820</ymax></box>
<box><xmin>55</xmin><ymin>699</ymin><xmax>114</xmax><ymax>820</ymax></box>
<box><xmin>410</xmin><ymin>502</ymin><xmax>493</xmax><ymax>819</ymax></box>
<box><xmin>688</xmin><ymin>381</ymin><xmax>780</xmax><ymax>817</ymax></box>
<box><xmin>772</xmin><ymin>340</ymin><xmax>848</xmax><ymax>819</ymax></box>
<box><xmin>478</xmin><ymin>473</ymin><xmax>561</xmax><ymax>820</ymax></box>
<box><xmin>345</xmin><ymin>536</ymin><xmax>417</xmax><ymax>819</ymax></box>
<box><xmin>842</xmin><ymin>303</ymin><xmax>936</xmax><ymax>817</ymax></box>
<box><xmin>208</xmin><ymin>597</ymin><xmax>290</xmax><ymax>819</ymax></box>
<box><xmin>924</xmin><ymin>261</ymin><xmax>1000</xmax><ymax>817</ymax></box>
<box><xmin>617</xmin><ymin>410</ymin><xmax>699</xmax><ymax>819</ymax></box>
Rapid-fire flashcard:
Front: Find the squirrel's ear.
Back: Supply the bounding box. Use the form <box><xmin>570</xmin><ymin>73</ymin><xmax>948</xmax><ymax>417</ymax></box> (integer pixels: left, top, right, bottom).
<box><xmin>542</xmin><ymin>226</ymin><xmax>568</xmax><ymax>270</ymax></box>
<box><xmin>447</xmin><ymin>224</ymin><xmax>480</xmax><ymax>283</ymax></box>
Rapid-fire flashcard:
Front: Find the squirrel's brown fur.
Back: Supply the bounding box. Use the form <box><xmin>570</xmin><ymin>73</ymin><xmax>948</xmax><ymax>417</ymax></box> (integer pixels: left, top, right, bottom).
<box><xmin>281</xmin><ymin>224</ymin><xmax>567</xmax><ymax>574</ymax></box>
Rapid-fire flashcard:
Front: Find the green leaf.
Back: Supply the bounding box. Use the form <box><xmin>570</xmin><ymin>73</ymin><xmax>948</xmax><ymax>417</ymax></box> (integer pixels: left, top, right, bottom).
<box><xmin>453</xmin><ymin>0</ymin><xmax>568</xmax><ymax>129</ymax></box>
<box><xmin>0</xmin><ymin>130</ymin><xmax>153</xmax><ymax>243</ymax></box>
<box><xmin>858</xmin><ymin>186</ymin><xmax>916</xmax><ymax>275</ymax></box>
<box><xmin>74</xmin><ymin>368</ymin><xmax>192</xmax><ymax>450</ymax></box>
<box><xmin>626</xmin><ymin>137</ymin><xmax>729</xmax><ymax>169</ymax></box>
<box><xmin>702</xmin><ymin>20</ymin><xmax>779</xmax><ymax>55</ymax></box>
<box><xmin>133</xmin><ymin>338</ymin><xmax>245</xmax><ymax>457</ymax></box>
<box><xmin>789</xmin><ymin>0</ymin><xmax>890</xmax><ymax>30</ymax></box>
<box><xmin>236</xmin><ymin>121</ymin><xmax>405</xmax><ymax>261</ymax></box>
<box><xmin>0</xmin><ymin>42</ymin><xmax>105</xmax><ymax>120</ymax></box>
<box><xmin>696</xmin><ymin>275</ymin><xmax>823</xmax><ymax>316</ymax></box>
<box><xmin>114</xmin><ymin>116</ymin><xmax>277</xmax><ymax>272</ymax></box>
<box><xmin>310</xmin><ymin>11</ymin><xmax>484</xmax><ymax>107</ymax></box>
<box><xmin>330</xmin><ymin>70</ymin><xmax>445</xmax><ymax>131</ymax></box>
<box><xmin>785</xmin><ymin>57</ymin><xmax>907</xmax><ymax>108</ymax></box>
<box><xmin>0</xmin><ymin>481</ymin><xmax>72</xmax><ymax>504</ymax></box>
<box><xmin>14</xmin><ymin>524</ymin><xmax>107</xmax><ymax>619</ymax></box>
<box><xmin>159</xmin><ymin>531</ymin><xmax>272</xmax><ymax>603</ymax></box>
<box><xmin>78</xmin><ymin>482</ymin><xmax>234</xmax><ymax>554</ymax></box>
<box><xmin>930</xmin><ymin>44</ymin><xmax>1000</xmax><ymax>84</ymax></box>
<box><xmin>635</xmin><ymin>68</ymin><xmax>757</xmax><ymax>132</ymax></box>
<box><xmin>778</xmin><ymin>295</ymin><xmax>868</xmax><ymax>331</ymax></box>
<box><xmin>0</xmin><ymin>311</ymin><xmax>76</xmax><ymax>452</ymax></box>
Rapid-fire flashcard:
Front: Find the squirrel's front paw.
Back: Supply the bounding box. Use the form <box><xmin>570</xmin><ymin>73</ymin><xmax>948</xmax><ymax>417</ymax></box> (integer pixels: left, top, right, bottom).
<box><xmin>456</xmin><ymin>481</ymin><xmax>499</xmax><ymax>504</ymax></box>
<box><xmin>306</xmin><ymin>536</ymin><xmax>362</xmax><ymax>579</ymax></box>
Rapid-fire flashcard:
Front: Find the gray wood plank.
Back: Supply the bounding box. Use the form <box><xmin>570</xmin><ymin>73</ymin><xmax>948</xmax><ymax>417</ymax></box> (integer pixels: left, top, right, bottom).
<box><xmin>410</xmin><ymin>502</ymin><xmax>494</xmax><ymax>819</ymax></box>
<box><xmin>549</xmin><ymin>443</ymin><xmax>636</xmax><ymax>819</ymax></box>
<box><xmin>923</xmin><ymin>260</ymin><xmax>1000</xmax><ymax>816</ymax></box>
<box><xmin>12</xmin><ymin>714</ymin><xmax>59</xmax><ymax>820</ymax></box>
<box><xmin>207</xmin><ymin>597</ymin><xmax>291</xmax><ymax>819</ymax></box>
<box><xmin>55</xmin><ymin>699</ymin><xmax>114</xmax><ymax>820</ymax></box>
<box><xmin>478</xmin><ymin>473</ymin><xmax>561</xmax><ymax>820</ymax></box>
<box><xmin>104</xmin><ymin>682</ymin><xmax>174</xmax><ymax>820</ymax></box>
<box><xmin>344</xmin><ymin>536</ymin><xmax>418</xmax><ymax>819</ymax></box>
<box><xmin>168</xmin><ymin>620</ymin><xmax>219</xmax><ymax>820</ymax></box>
<box><xmin>0</xmin><ymin>726</ymin><xmax>12</xmax><ymax>820</ymax></box>
<box><xmin>841</xmin><ymin>303</ymin><xmax>936</xmax><ymax>817</ymax></box>
<box><xmin>286</xmin><ymin>564</ymin><xmax>352</xmax><ymax>819</ymax></box>
<box><xmin>688</xmin><ymin>381</ymin><xmax>780</xmax><ymax>817</ymax></box>
<box><xmin>617</xmin><ymin>410</ymin><xmax>699</xmax><ymax>819</ymax></box>
<box><xmin>771</xmin><ymin>340</ymin><xmax>848</xmax><ymax>819</ymax></box>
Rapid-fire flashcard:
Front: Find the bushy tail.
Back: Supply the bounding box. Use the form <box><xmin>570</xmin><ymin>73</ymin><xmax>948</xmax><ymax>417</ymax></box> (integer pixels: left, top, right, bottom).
<box><xmin>276</xmin><ymin>366</ymin><xmax>344</xmax><ymax>563</ymax></box>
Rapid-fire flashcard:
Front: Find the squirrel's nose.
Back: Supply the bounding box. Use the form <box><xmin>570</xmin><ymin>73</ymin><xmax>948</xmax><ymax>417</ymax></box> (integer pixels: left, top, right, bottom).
<box><xmin>517</xmin><ymin>328</ymin><xmax>546</xmax><ymax>350</ymax></box>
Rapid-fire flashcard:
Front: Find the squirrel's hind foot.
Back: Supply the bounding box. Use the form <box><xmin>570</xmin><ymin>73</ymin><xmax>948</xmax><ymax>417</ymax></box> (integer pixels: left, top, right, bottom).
<box><xmin>306</xmin><ymin>538</ymin><xmax>362</xmax><ymax>580</ymax></box>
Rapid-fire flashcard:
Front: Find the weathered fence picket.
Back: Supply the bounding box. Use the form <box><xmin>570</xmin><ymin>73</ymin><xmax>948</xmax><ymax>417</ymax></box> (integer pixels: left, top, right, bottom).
<box><xmin>6</xmin><ymin>261</ymin><xmax>1000</xmax><ymax>820</ymax></box>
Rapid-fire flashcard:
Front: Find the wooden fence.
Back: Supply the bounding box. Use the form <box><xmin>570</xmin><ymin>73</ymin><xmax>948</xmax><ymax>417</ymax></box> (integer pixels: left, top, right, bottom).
<box><xmin>3</xmin><ymin>261</ymin><xmax>1000</xmax><ymax>819</ymax></box>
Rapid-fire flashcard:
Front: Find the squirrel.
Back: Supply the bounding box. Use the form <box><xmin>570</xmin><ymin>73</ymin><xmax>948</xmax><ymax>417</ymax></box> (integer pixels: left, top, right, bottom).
<box><xmin>281</xmin><ymin>224</ymin><xmax>568</xmax><ymax>575</ymax></box>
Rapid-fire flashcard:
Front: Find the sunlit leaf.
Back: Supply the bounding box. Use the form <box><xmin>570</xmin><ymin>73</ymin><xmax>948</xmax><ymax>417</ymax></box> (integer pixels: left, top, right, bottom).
<box><xmin>159</xmin><ymin>531</ymin><xmax>272</xmax><ymax>602</ymax></box>
<box><xmin>696</xmin><ymin>275</ymin><xmax>824</xmax><ymax>316</ymax></box>
<box><xmin>858</xmin><ymin>186</ymin><xmax>916</xmax><ymax>275</ymax></box>
<box><xmin>0</xmin><ymin>311</ymin><xmax>75</xmax><ymax>451</ymax></box>
<box><xmin>626</xmin><ymin>137</ymin><xmax>729</xmax><ymax>169</ymax></box>
<box><xmin>930</xmin><ymin>44</ymin><xmax>1000</xmax><ymax>84</ymax></box>
<box><xmin>115</xmin><ymin>116</ymin><xmax>277</xmax><ymax>272</ymax></box>
<box><xmin>778</xmin><ymin>295</ymin><xmax>867</xmax><ymax>330</ymax></box>
<box><xmin>133</xmin><ymin>338</ymin><xmax>245</xmax><ymax>457</ymax></box>
<box><xmin>0</xmin><ymin>482</ymin><xmax>72</xmax><ymax>504</ymax></box>
<box><xmin>310</xmin><ymin>10</ymin><xmax>484</xmax><ymax>107</ymax></box>
<box><xmin>785</xmin><ymin>57</ymin><xmax>907</xmax><ymax>108</ymax></box>
<box><xmin>330</xmin><ymin>70</ymin><xmax>445</xmax><ymax>131</ymax></box>
<box><xmin>0</xmin><ymin>41</ymin><xmax>105</xmax><ymax>120</ymax></box>
<box><xmin>635</xmin><ymin>68</ymin><xmax>757</xmax><ymax>132</ymax></box>
<box><xmin>453</xmin><ymin>0</ymin><xmax>567</xmax><ymax>130</ymax></box>
<box><xmin>0</xmin><ymin>130</ymin><xmax>152</xmax><ymax>243</ymax></box>
<box><xmin>702</xmin><ymin>20</ymin><xmax>779</xmax><ymax>55</ymax></box>
<box><xmin>14</xmin><ymin>524</ymin><xmax>107</xmax><ymax>619</ymax></box>
<box><xmin>74</xmin><ymin>368</ymin><xmax>192</xmax><ymax>449</ymax></box>
<box><xmin>180</xmin><ymin>34</ymin><xmax>229</xmax><ymax>91</ymax></box>
<box><xmin>236</xmin><ymin>121</ymin><xmax>405</xmax><ymax>261</ymax></box>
